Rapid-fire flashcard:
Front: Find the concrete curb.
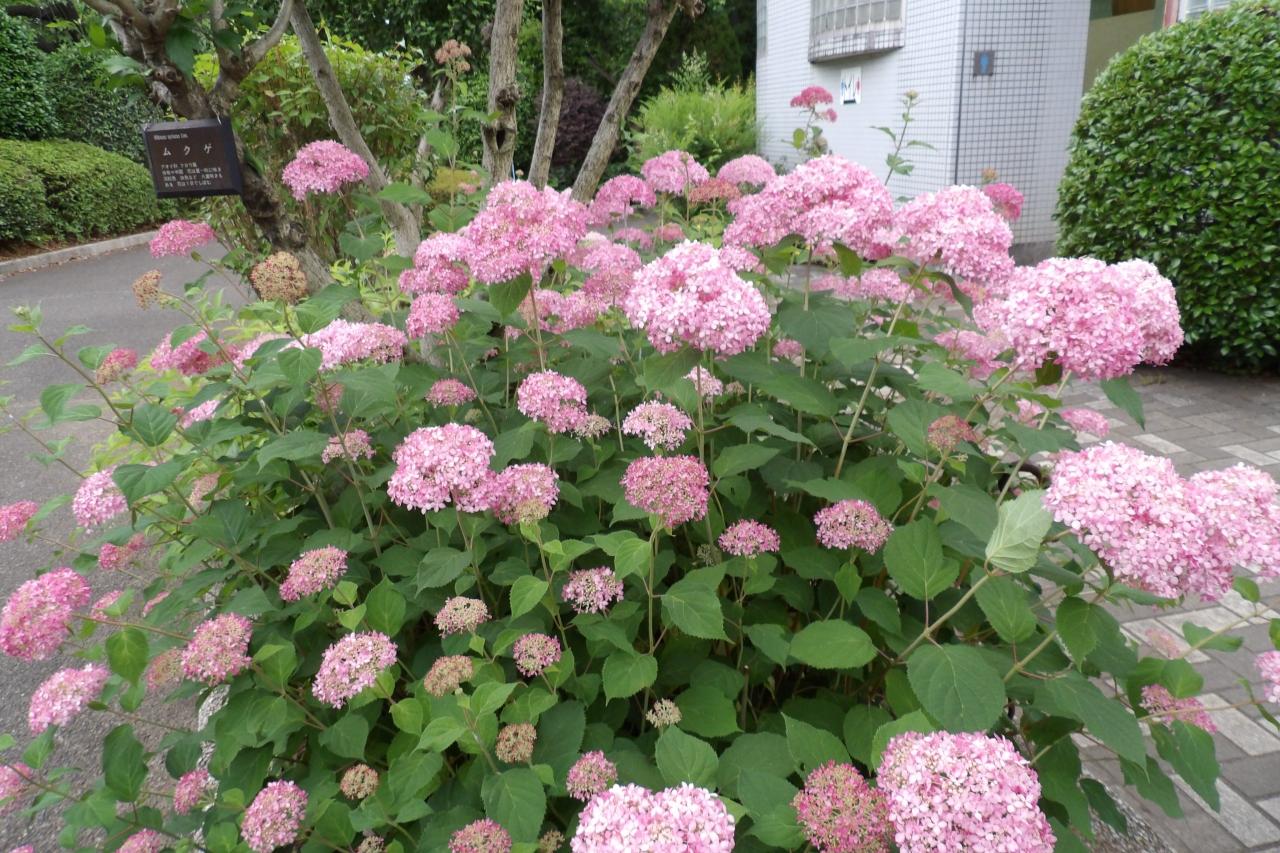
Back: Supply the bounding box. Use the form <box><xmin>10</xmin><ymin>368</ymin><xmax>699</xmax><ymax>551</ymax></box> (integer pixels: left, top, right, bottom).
<box><xmin>0</xmin><ymin>230</ymin><xmax>157</xmax><ymax>279</ymax></box>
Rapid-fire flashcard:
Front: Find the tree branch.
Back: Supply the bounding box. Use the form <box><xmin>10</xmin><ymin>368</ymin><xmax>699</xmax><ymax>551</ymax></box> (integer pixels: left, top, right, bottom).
<box><xmin>245</xmin><ymin>0</ymin><xmax>294</xmax><ymax>68</ymax></box>
<box><xmin>528</xmin><ymin>0</ymin><xmax>563</xmax><ymax>188</ymax></box>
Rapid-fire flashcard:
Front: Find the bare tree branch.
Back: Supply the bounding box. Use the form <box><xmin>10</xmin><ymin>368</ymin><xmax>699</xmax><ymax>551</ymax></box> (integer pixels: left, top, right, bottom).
<box><xmin>245</xmin><ymin>0</ymin><xmax>294</xmax><ymax>68</ymax></box>
<box><xmin>528</xmin><ymin>0</ymin><xmax>563</xmax><ymax>188</ymax></box>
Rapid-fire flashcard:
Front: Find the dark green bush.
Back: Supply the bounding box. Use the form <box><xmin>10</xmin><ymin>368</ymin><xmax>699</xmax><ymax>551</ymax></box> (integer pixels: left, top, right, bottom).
<box><xmin>0</xmin><ymin>156</ymin><xmax>52</xmax><ymax>243</ymax></box>
<box><xmin>43</xmin><ymin>46</ymin><xmax>166</xmax><ymax>163</ymax></box>
<box><xmin>0</xmin><ymin>139</ymin><xmax>171</xmax><ymax>245</ymax></box>
<box><xmin>0</xmin><ymin>12</ymin><xmax>60</xmax><ymax>141</ymax></box>
<box><xmin>628</xmin><ymin>72</ymin><xmax>756</xmax><ymax>172</ymax></box>
<box><xmin>1056</xmin><ymin>0</ymin><xmax>1280</xmax><ymax>371</ymax></box>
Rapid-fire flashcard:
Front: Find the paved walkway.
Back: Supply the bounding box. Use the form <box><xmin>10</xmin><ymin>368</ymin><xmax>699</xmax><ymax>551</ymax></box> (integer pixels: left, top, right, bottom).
<box><xmin>1064</xmin><ymin>367</ymin><xmax>1280</xmax><ymax>853</ymax></box>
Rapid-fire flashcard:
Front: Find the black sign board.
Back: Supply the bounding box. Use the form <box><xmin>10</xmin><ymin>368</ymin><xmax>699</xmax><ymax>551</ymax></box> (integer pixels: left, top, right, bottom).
<box><xmin>143</xmin><ymin>118</ymin><xmax>243</xmax><ymax>198</ymax></box>
<box><xmin>973</xmin><ymin>50</ymin><xmax>995</xmax><ymax>77</ymax></box>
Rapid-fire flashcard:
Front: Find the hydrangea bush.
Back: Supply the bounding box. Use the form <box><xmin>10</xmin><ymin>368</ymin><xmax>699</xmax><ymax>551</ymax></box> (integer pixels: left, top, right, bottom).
<box><xmin>2</xmin><ymin>132</ymin><xmax>1280</xmax><ymax>853</ymax></box>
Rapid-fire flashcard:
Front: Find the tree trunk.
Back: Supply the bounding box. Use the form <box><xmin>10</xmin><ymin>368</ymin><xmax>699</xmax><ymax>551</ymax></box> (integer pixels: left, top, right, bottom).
<box><xmin>528</xmin><ymin>0</ymin><xmax>564</xmax><ymax>188</ymax></box>
<box><xmin>571</xmin><ymin>0</ymin><xmax>682</xmax><ymax>201</ymax></box>
<box><xmin>481</xmin><ymin>0</ymin><xmax>523</xmax><ymax>183</ymax></box>
<box><xmin>290</xmin><ymin>1</ymin><xmax>420</xmax><ymax>257</ymax></box>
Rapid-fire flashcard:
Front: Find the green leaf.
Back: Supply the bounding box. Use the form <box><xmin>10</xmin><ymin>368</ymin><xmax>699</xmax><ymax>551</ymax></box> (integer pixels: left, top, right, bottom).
<box><xmin>472</xmin><ymin>682</ymin><xmax>518</xmax><ymax>716</ymax></box>
<box><xmin>339</xmin><ymin>233</ymin><xmax>383</xmax><ymax>263</ymax></box>
<box><xmin>105</xmin><ymin>628</ymin><xmax>148</xmax><ymax>683</ymax></box>
<box><xmin>390</xmin><ymin>698</ymin><xmax>425</xmax><ymax>734</ymax></box>
<box><xmin>985</xmin><ymin>490</ymin><xmax>1052</xmax><ymax>573</ymax></box>
<box><xmin>928</xmin><ymin>483</ymin><xmax>998</xmax><ymax>540</ymax></box>
<box><xmin>377</xmin><ymin>182</ymin><xmax>434</xmax><ymax>205</ymax></box>
<box><xmin>975</xmin><ymin>576</ymin><xmax>1037</xmax><ymax>643</ymax></box>
<box><xmin>745</xmin><ymin>623</ymin><xmax>791</xmax><ymax>666</ymax></box>
<box><xmin>784</xmin><ymin>714</ymin><xmax>850</xmax><ymax>772</ymax></box>
<box><xmin>655</xmin><ymin>727</ymin><xmax>719</xmax><ymax>787</ymax></box>
<box><xmin>676</xmin><ymin>686</ymin><xmax>740</xmax><ymax>738</ymax></box>
<box><xmin>164</xmin><ymin>23</ymin><xmax>199</xmax><ymax>76</ymax></box>
<box><xmin>127</xmin><ymin>404</ymin><xmax>178</xmax><ymax>446</ymax></box>
<box><xmin>915</xmin><ymin>362</ymin><xmax>976</xmax><ymax>401</ymax></box>
<box><xmin>365</xmin><ymin>579</ymin><xmax>407</xmax><ymax>634</ymax></box>
<box><xmin>320</xmin><ymin>713</ymin><xmax>370</xmax><ymax>759</ymax></box>
<box><xmin>869</xmin><ymin>710</ymin><xmax>934</xmax><ymax>769</ymax></box>
<box><xmin>907</xmin><ymin>645</ymin><xmax>1007</xmax><ymax>731</ymax></box>
<box><xmin>1100</xmin><ymin>377</ymin><xmax>1145</xmax><ymax>428</ymax></box>
<box><xmin>756</xmin><ymin>373</ymin><xmax>838</xmax><ymax>417</ymax></box>
<box><xmin>531</xmin><ymin>700</ymin><xmax>585</xmax><ymax>776</ymax></box>
<box><xmin>712</xmin><ymin>443</ymin><xmax>780</xmax><ymax>478</ymax></box>
<box><xmin>642</xmin><ymin>349</ymin><xmax>701</xmax><ymax>390</ymax></box>
<box><xmin>886</xmin><ymin>399</ymin><xmax>945</xmax><ymax>457</ymax></box>
<box><xmin>296</xmin><ymin>285</ymin><xmax>359</xmax><ymax>333</ymax></box>
<box><xmin>1004</xmin><ymin>422</ymin><xmax>1077</xmax><ymax>457</ymax></box>
<box><xmin>481</xmin><ymin>767</ymin><xmax>546</xmax><ymax>843</ymax></box>
<box><xmin>489</xmin><ymin>273</ymin><xmax>533</xmax><ymax>318</ymax></box>
<box><xmin>1152</xmin><ymin>722</ymin><xmax>1220</xmax><ymax>809</ymax></box>
<box><xmin>1183</xmin><ymin>621</ymin><xmax>1243</xmax><ymax>653</ymax></box>
<box><xmin>1057</xmin><ymin>596</ymin><xmax>1105</xmax><ymax>663</ymax></box>
<box><xmin>602</xmin><ymin>651</ymin><xmax>657</xmax><ymax>701</ymax></box>
<box><xmin>790</xmin><ymin>620</ymin><xmax>876</xmax><ymax>669</ymax></box>
<box><xmin>854</xmin><ymin>588</ymin><xmax>902</xmax><ymax>635</ymax></box>
<box><xmin>415</xmin><ymin>548</ymin><xmax>473</xmax><ymax>591</ymax></box>
<box><xmin>113</xmin><ymin>460</ymin><xmax>184</xmax><ymax>503</ymax></box>
<box><xmin>1037</xmin><ymin>673</ymin><xmax>1146</xmax><ymax>765</ymax></box>
<box><xmin>829</xmin><ymin>336</ymin><xmax>903</xmax><ymax>368</ymax></box>
<box><xmin>790</xmin><ymin>478</ymin><xmax>870</xmax><ymax>503</ymax></box>
<box><xmin>509</xmin><ymin>576</ymin><xmax>548</xmax><ymax>619</ymax></box>
<box><xmin>717</xmin><ymin>732</ymin><xmax>795</xmax><ymax>794</ymax></box>
<box><xmin>103</xmin><ymin>725</ymin><xmax>146</xmax><ymax>801</ymax></box>
<box><xmin>419</xmin><ymin>716</ymin><xmax>466</xmax><ymax>752</ymax></box>
<box><xmin>662</xmin><ymin>577</ymin><xmax>727</xmax><ymax>640</ymax></box>
<box><xmin>883</xmin><ymin>519</ymin><xmax>956</xmax><ymax>600</ymax></box>
<box><xmin>256</xmin><ymin>430</ymin><xmax>330</xmax><ymax>469</ymax></box>
<box><xmin>843</xmin><ymin>705</ymin><xmax>893</xmax><ymax>766</ymax></box>
<box><xmin>278</xmin><ymin>347</ymin><xmax>322</xmax><ymax>387</ymax></box>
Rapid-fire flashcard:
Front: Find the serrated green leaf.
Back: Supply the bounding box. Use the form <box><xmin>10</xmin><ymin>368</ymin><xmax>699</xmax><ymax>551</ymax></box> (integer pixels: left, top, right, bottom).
<box><xmin>1100</xmin><ymin>377</ymin><xmax>1144</xmax><ymax>428</ymax></box>
<box><xmin>481</xmin><ymin>767</ymin><xmax>545</xmax><ymax>842</ymax></box>
<box><xmin>509</xmin><ymin>575</ymin><xmax>548</xmax><ymax>619</ymax></box>
<box><xmin>655</xmin><ymin>727</ymin><xmax>718</xmax><ymax>787</ymax></box>
<box><xmin>784</xmin><ymin>714</ymin><xmax>849</xmax><ymax>772</ymax></box>
<box><xmin>907</xmin><ymin>644</ymin><xmax>1007</xmax><ymax>731</ymax></box>
<box><xmin>790</xmin><ymin>620</ymin><xmax>875</xmax><ymax>669</ymax></box>
<box><xmin>712</xmin><ymin>443</ymin><xmax>780</xmax><ymax>478</ymax></box>
<box><xmin>106</xmin><ymin>628</ymin><xmax>148</xmax><ymax>683</ymax></box>
<box><xmin>883</xmin><ymin>519</ymin><xmax>956</xmax><ymax>600</ymax></box>
<box><xmin>661</xmin><ymin>577</ymin><xmax>727</xmax><ymax>640</ymax></box>
<box><xmin>602</xmin><ymin>651</ymin><xmax>657</xmax><ymax>700</ymax></box>
<box><xmin>985</xmin><ymin>490</ymin><xmax>1052</xmax><ymax>573</ymax></box>
<box><xmin>975</xmin><ymin>576</ymin><xmax>1037</xmax><ymax>643</ymax></box>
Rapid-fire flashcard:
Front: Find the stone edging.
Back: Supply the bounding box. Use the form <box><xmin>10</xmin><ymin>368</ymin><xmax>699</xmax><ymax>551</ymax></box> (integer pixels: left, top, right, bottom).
<box><xmin>0</xmin><ymin>230</ymin><xmax>158</xmax><ymax>279</ymax></box>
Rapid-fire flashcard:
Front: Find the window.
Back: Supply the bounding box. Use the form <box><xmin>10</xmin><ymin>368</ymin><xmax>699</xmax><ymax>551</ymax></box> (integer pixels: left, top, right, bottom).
<box><xmin>1181</xmin><ymin>0</ymin><xmax>1238</xmax><ymax>19</ymax></box>
<box><xmin>809</xmin><ymin>0</ymin><xmax>905</xmax><ymax>62</ymax></box>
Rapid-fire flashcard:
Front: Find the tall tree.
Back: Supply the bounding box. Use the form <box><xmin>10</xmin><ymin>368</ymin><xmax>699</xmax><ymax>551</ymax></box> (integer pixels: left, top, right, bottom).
<box><xmin>571</xmin><ymin>0</ymin><xmax>702</xmax><ymax>200</ymax></box>
<box><xmin>527</xmin><ymin>0</ymin><xmax>563</xmax><ymax>188</ymax></box>
<box><xmin>481</xmin><ymin>0</ymin><xmax>522</xmax><ymax>183</ymax></box>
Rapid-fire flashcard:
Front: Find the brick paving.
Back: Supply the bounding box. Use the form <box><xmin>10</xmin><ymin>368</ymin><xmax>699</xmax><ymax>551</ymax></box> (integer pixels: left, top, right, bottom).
<box><xmin>1061</xmin><ymin>367</ymin><xmax>1280</xmax><ymax>852</ymax></box>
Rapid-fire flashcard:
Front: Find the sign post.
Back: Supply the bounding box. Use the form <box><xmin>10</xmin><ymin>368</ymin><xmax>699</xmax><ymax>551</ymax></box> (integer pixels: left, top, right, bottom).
<box><xmin>142</xmin><ymin>118</ymin><xmax>243</xmax><ymax>198</ymax></box>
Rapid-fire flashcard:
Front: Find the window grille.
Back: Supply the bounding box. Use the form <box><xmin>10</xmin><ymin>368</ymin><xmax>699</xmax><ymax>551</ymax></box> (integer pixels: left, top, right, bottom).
<box><xmin>809</xmin><ymin>0</ymin><xmax>906</xmax><ymax>61</ymax></box>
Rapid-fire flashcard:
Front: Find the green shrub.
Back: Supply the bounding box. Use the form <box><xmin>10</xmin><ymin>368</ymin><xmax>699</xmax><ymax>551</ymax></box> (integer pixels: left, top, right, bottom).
<box><xmin>628</xmin><ymin>76</ymin><xmax>756</xmax><ymax>172</ymax></box>
<box><xmin>1056</xmin><ymin>0</ymin><xmax>1280</xmax><ymax>371</ymax></box>
<box><xmin>43</xmin><ymin>46</ymin><xmax>166</xmax><ymax>163</ymax></box>
<box><xmin>0</xmin><ymin>139</ymin><xmax>171</xmax><ymax>244</ymax></box>
<box><xmin>0</xmin><ymin>156</ymin><xmax>52</xmax><ymax>243</ymax></box>
<box><xmin>0</xmin><ymin>12</ymin><xmax>59</xmax><ymax>141</ymax></box>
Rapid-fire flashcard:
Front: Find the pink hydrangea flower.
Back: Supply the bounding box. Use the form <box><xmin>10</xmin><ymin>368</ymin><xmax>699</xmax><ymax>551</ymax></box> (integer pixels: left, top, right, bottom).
<box><xmin>622</xmin><ymin>402</ymin><xmax>693</xmax><ymax>451</ymax></box>
<box><xmin>241</xmin><ymin>780</ymin><xmax>308</xmax><ymax>853</ymax></box>
<box><xmin>321</xmin><ymin>430</ymin><xmax>375</xmax><ymax>464</ymax></box>
<box><xmin>72</xmin><ymin>468</ymin><xmax>127</xmax><ymax>530</ymax></box>
<box><xmin>27</xmin><ymin>664</ymin><xmax>108</xmax><ymax>733</ymax></box>
<box><xmin>641</xmin><ymin>150</ymin><xmax>710</xmax><ymax>194</ymax></box>
<box><xmin>1258</xmin><ymin>651</ymin><xmax>1280</xmax><ymax>704</ymax></box>
<box><xmin>793</xmin><ymin>761</ymin><xmax>891</xmax><ymax>853</ymax></box>
<box><xmin>717</xmin><ymin>154</ymin><xmax>777</xmax><ymax>188</ymax></box>
<box><xmin>232</xmin><ymin>333</ymin><xmax>290</xmax><ymax>370</ymax></box>
<box><xmin>982</xmin><ymin>182</ymin><xmax>1024</xmax><ymax>221</ymax></box>
<box><xmin>340</xmin><ymin>764</ymin><xmax>380</xmax><ymax>800</ymax></box>
<box><xmin>181</xmin><ymin>613</ymin><xmax>253</xmax><ymax>684</ymax></box>
<box><xmin>119</xmin><ymin>829</ymin><xmax>167</xmax><ymax>853</ymax></box>
<box><xmin>298</xmin><ymin>320</ymin><xmax>406</xmax><ymax>370</ymax></box>
<box><xmin>567</xmin><ymin>751</ymin><xmax>618</xmax><ymax>801</ymax></box>
<box><xmin>588</xmin><ymin>175</ymin><xmax>657</xmax><ymax>225</ymax></box>
<box><xmin>621</xmin><ymin>455</ymin><xmax>710</xmax><ymax>529</ymax></box>
<box><xmin>98</xmin><ymin>533</ymin><xmax>147</xmax><ymax>572</ymax></box>
<box><xmin>580</xmin><ymin>241</ymin><xmax>642</xmax><ymax>306</ymax></box>
<box><xmin>512</xmin><ymin>632</ymin><xmax>561</xmax><ymax>677</ymax></box>
<box><xmin>450</xmin><ymin>818</ymin><xmax>512</xmax><ymax>853</ymax></box>
<box><xmin>687</xmin><ymin>177</ymin><xmax>741</xmax><ymax>205</ymax></box>
<box><xmin>1191</xmin><ymin>465</ymin><xmax>1280</xmax><ymax>581</ymax></box>
<box><xmin>91</xmin><ymin>590</ymin><xmax>125</xmax><ymax>619</ymax></box>
<box><xmin>151</xmin><ymin>329</ymin><xmax>219</xmax><ymax>376</ymax></box>
<box><xmin>435</xmin><ymin>597</ymin><xmax>490</xmax><ymax>636</ymax></box>
<box><xmin>652</xmin><ymin>222</ymin><xmax>685</xmax><ymax>243</ymax></box>
<box><xmin>927</xmin><ymin>415</ymin><xmax>979</xmax><ymax>454</ymax></box>
<box><xmin>282</xmin><ymin>140</ymin><xmax>369</xmax><ymax>199</ymax></box>
<box><xmin>424</xmin><ymin>655</ymin><xmax>474</xmax><ymax>696</ymax></box>
<box><xmin>521</xmin><ymin>288</ymin><xmax>604</xmax><ymax>334</ymax></box>
<box><xmin>426</xmin><ymin>379</ymin><xmax>477</xmax><ymax>407</ymax></box>
<box><xmin>280</xmin><ymin>546</ymin><xmax>348</xmax><ymax>601</ymax></box>
<box><xmin>0</xmin><ymin>501</ymin><xmax>38</xmax><ymax>542</ymax></box>
<box><xmin>145</xmin><ymin>648</ymin><xmax>183</xmax><ymax>691</ymax></box>
<box><xmin>791</xmin><ymin>85</ymin><xmax>835</xmax><ymax>109</ymax></box>
<box><xmin>179</xmin><ymin>399</ymin><xmax>219</xmax><ymax>428</ymax></box>
<box><xmin>460</xmin><ymin>181</ymin><xmax>588</xmax><ymax>284</ymax></box>
<box><xmin>174</xmin><ymin>768</ymin><xmax>214</xmax><ymax>815</ymax></box>
<box><xmin>934</xmin><ymin>329</ymin><xmax>1008</xmax><ymax>380</ymax></box>
<box><xmin>406</xmin><ymin>293</ymin><xmax>460</xmax><ymax>338</ymax></box>
<box><xmin>773</xmin><ymin>338</ymin><xmax>805</xmax><ymax>362</ymax></box>
<box><xmin>718</xmin><ymin>244</ymin><xmax>764</xmax><ymax>274</ymax></box>
<box><xmin>719</xmin><ymin>520</ymin><xmax>781</xmax><ymax>557</ymax></box>
<box><xmin>1059</xmin><ymin>407</ymin><xmax>1110</xmax><ymax>438</ymax></box>
<box><xmin>895</xmin><ymin>185</ymin><xmax>1013</xmax><ymax>286</ymax></box>
<box><xmin>686</xmin><ymin>366</ymin><xmax>724</xmax><ymax>398</ymax></box>
<box><xmin>95</xmin><ymin>347</ymin><xmax>138</xmax><ymax>384</ymax></box>
<box><xmin>400</xmin><ymin>232</ymin><xmax>472</xmax><ymax>295</ymax></box>
<box><xmin>142</xmin><ymin>590</ymin><xmax>170</xmax><ymax>617</ymax></box>
<box><xmin>624</xmin><ymin>241</ymin><xmax>770</xmax><ymax>356</ymax></box>
<box><xmin>496</xmin><ymin>723</ymin><xmax>537</xmax><ymax>763</ymax></box>
<box><xmin>312</xmin><ymin>631</ymin><xmax>397</xmax><ymax>707</ymax></box>
<box><xmin>517</xmin><ymin>371</ymin><xmax>589</xmax><ymax>433</ymax></box>
<box><xmin>0</xmin><ymin>568</ymin><xmax>89</xmax><ymax>661</ymax></box>
<box><xmin>387</xmin><ymin>424</ymin><xmax>494</xmax><ymax>513</ymax></box>
<box><xmin>0</xmin><ymin>762</ymin><xmax>33</xmax><ymax>815</ymax></box>
<box><xmin>562</xmin><ymin>567</ymin><xmax>625</xmax><ymax>614</ymax></box>
<box><xmin>879</xmin><ymin>732</ymin><xmax>1055</xmax><ymax>853</ymax></box>
<box><xmin>483</xmin><ymin>464</ymin><xmax>560</xmax><ymax>524</ymax></box>
<box><xmin>571</xmin><ymin>783</ymin><xmax>735</xmax><ymax>852</ymax></box>
<box><xmin>150</xmin><ymin>219</ymin><xmax>216</xmax><ymax>258</ymax></box>
<box><xmin>1140</xmin><ymin>685</ymin><xmax>1217</xmax><ymax>733</ymax></box>
<box><xmin>613</xmin><ymin>227</ymin><xmax>653</xmax><ymax>249</ymax></box>
<box><xmin>814</xmin><ymin>500</ymin><xmax>892</xmax><ymax>552</ymax></box>
<box><xmin>646</xmin><ymin>698</ymin><xmax>682</xmax><ymax>728</ymax></box>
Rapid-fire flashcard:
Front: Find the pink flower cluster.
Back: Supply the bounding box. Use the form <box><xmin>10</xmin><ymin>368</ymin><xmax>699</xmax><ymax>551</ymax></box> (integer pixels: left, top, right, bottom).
<box><xmin>174</xmin><ymin>768</ymin><xmax>214</xmax><ymax>815</ymax></box>
<box><xmin>426</xmin><ymin>379</ymin><xmax>477</xmax><ymax>407</ymax></box>
<box><xmin>814</xmin><ymin>500</ymin><xmax>892</xmax><ymax>552</ymax></box>
<box><xmin>895</xmin><ymin>185</ymin><xmax>1013</xmax><ymax>286</ymax></box>
<box><xmin>977</xmin><ymin>257</ymin><xmax>1182</xmax><ymax>380</ymax></box>
<box><xmin>298</xmin><ymin>320</ymin><xmax>406</xmax><ymax>370</ymax></box>
<box><xmin>27</xmin><ymin>664</ymin><xmax>108</xmax><ymax>733</ymax></box>
<box><xmin>927</xmin><ymin>415</ymin><xmax>979</xmax><ymax>454</ymax></box>
<box><xmin>181</xmin><ymin>613</ymin><xmax>253</xmax><ymax>684</ymax></box>
<box><xmin>934</xmin><ymin>329</ymin><xmax>1008</xmax><ymax>380</ymax></box>
<box><xmin>570</xmin><ymin>783</ymin><xmax>735</xmax><ymax>852</ymax></box>
<box><xmin>387</xmin><ymin>424</ymin><xmax>494</xmax><ymax>513</ymax></box>
<box><xmin>982</xmin><ymin>182</ymin><xmax>1024</xmax><ymax>221</ymax></box>
<box><xmin>435</xmin><ymin>597</ymin><xmax>490</xmax><ymax>636</ymax></box>
<box><xmin>717</xmin><ymin>154</ymin><xmax>776</xmax><ymax>188</ymax></box>
<box><xmin>407</xmin><ymin>293</ymin><xmax>460</xmax><ymax>338</ymax></box>
<box><xmin>180</xmin><ymin>399</ymin><xmax>219</xmax><ymax>428</ymax></box>
<box><xmin>280</xmin><ymin>546</ymin><xmax>349</xmax><ymax>601</ymax></box>
<box><xmin>151</xmin><ymin>329</ymin><xmax>220</xmax><ymax>376</ymax></box>
<box><xmin>686</xmin><ymin>177</ymin><xmax>741</xmax><ymax>205</ymax></box>
<box><xmin>641</xmin><ymin>150</ymin><xmax>710</xmax><ymax>194</ymax></box>
<box><xmin>580</xmin><ymin>241</ymin><xmax>642</xmax><ymax>306</ymax></box>
<box><xmin>562</xmin><ymin>567</ymin><xmax>625</xmax><ymax>614</ymax></box>
<box><xmin>517</xmin><ymin>371</ymin><xmax>589</xmax><ymax>433</ymax></box>
<box><xmin>719</xmin><ymin>520</ymin><xmax>781</xmax><ymax>557</ymax></box>
<box><xmin>567</xmin><ymin>751</ymin><xmax>617</xmax><ymax>801</ymax></box>
<box><xmin>512</xmin><ymin>632</ymin><xmax>561</xmax><ymax>677</ymax></box>
<box><xmin>150</xmin><ymin>219</ymin><xmax>216</xmax><ymax>258</ymax></box>
<box><xmin>589</xmin><ymin>175</ymin><xmax>656</xmax><ymax>225</ymax></box>
<box><xmin>1046</xmin><ymin>445</ymin><xmax>1280</xmax><ymax>599</ymax></box>
<box><xmin>0</xmin><ymin>762</ymin><xmax>32</xmax><ymax>814</ymax></box>
<box><xmin>792</xmin><ymin>761</ymin><xmax>891</xmax><ymax>853</ymax></box>
<box><xmin>340</xmin><ymin>764</ymin><xmax>380</xmax><ymax>800</ymax></box>
<box><xmin>242</xmin><ymin>780</ymin><xmax>308</xmax><ymax>853</ymax></box>
<box><xmin>424</xmin><ymin>655</ymin><xmax>474</xmax><ymax>695</ymax></box>
<box><xmin>1140</xmin><ymin>684</ymin><xmax>1217</xmax><ymax>733</ymax></box>
<box><xmin>1059</xmin><ymin>407</ymin><xmax>1110</xmax><ymax>438</ymax></box>
<box><xmin>322</xmin><ymin>430</ymin><xmax>375</xmax><ymax>464</ymax></box>
<box><xmin>312</xmin><ymin>631</ymin><xmax>397</xmax><ymax>707</ymax></box>
<box><xmin>0</xmin><ymin>568</ymin><xmax>89</xmax><ymax>661</ymax></box>
<box><xmin>496</xmin><ymin>722</ymin><xmax>537</xmax><ymax>763</ymax></box>
<box><xmin>0</xmin><ymin>501</ymin><xmax>38</xmax><ymax>542</ymax></box>
<box><xmin>791</xmin><ymin>85</ymin><xmax>834</xmax><ymax>109</ymax></box>
<box><xmin>624</xmin><ymin>241</ymin><xmax>769</xmax><ymax>356</ymax></box>
<box><xmin>119</xmin><ymin>830</ymin><xmax>167</xmax><ymax>853</ymax></box>
<box><xmin>95</xmin><ymin>347</ymin><xmax>138</xmax><ymax>384</ymax></box>
<box><xmin>622</xmin><ymin>402</ymin><xmax>692</xmax><ymax>451</ymax></box>
<box><xmin>483</xmin><ymin>463</ymin><xmax>560</xmax><ymax>524</ymax></box>
<box><xmin>450</xmin><ymin>818</ymin><xmax>512</xmax><ymax>853</ymax></box>
<box><xmin>400</xmin><ymin>232</ymin><xmax>471</xmax><ymax>295</ymax></box>
<box><xmin>686</xmin><ymin>366</ymin><xmax>723</xmax><ymax>398</ymax></box>
<box><xmin>460</xmin><ymin>181</ymin><xmax>588</xmax><ymax>284</ymax></box>
<box><xmin>1258</xmin><ymin>651</ymin><xmax>1280</xmax><ymax>705</ymax></box>
<box><xmin>621</xmin><ymin>455</ymin><xmax>710</xmax><ymax>529</ymax></box>
<box><xmin>282</xmin><ymin>140</ymin><xmax>369</xmax><ymax>199</ymax></box>
<box><xmin>879</xmin><ymin>732</ymin><xmax>1055</xmax><ymax>853</ymax></box>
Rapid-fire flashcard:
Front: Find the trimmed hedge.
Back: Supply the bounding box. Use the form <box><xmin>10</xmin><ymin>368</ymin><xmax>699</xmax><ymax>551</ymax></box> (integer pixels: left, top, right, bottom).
<box><xmin>1056</xmin><ymin>0</ymin><xmax>1280</xmax><ymax>371</ymax></box>
<box><xmin>0</xmin><ymin>12</ymin><xmax>59</xmax><ymax>141</ymax></box>
<box><xmin>44</xmin><ymin>46</ymin><xmax>166</xmax><ymax>163</ymax></box>
<box><xmin>0</xmin><ymin>140</ymin><xmax>172</xmax><ymax>246</ymax></box>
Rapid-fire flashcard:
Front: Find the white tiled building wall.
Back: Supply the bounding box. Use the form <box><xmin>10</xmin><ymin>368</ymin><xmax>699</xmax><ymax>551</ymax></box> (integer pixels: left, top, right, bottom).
<box><xmin>757</xmin><ymin>0</ymin><xmax>1089</xmax><ymax>246</ymax></box>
